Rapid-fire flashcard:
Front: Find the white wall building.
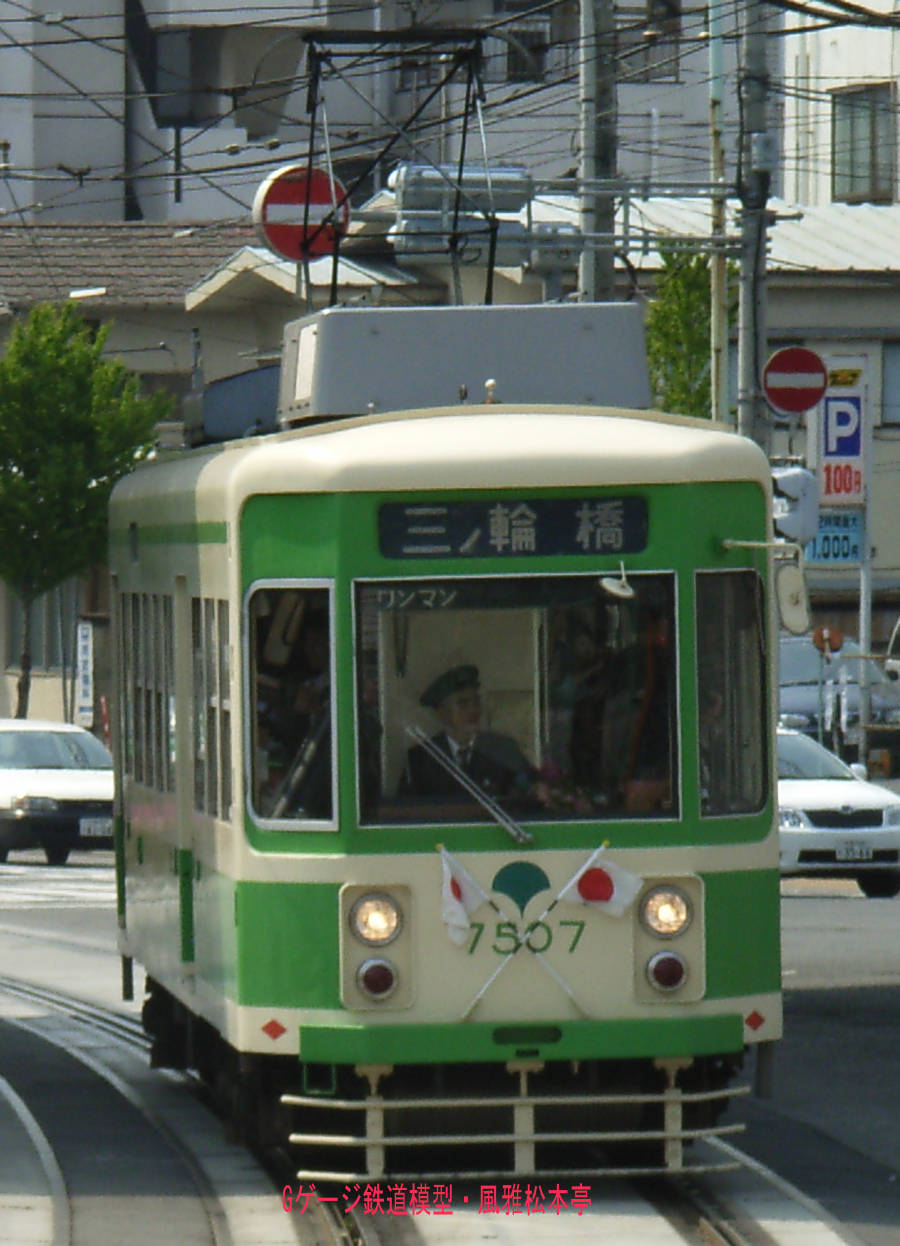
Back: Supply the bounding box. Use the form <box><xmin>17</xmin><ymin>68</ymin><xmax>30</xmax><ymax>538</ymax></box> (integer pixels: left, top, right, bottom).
<box><xmin>779</xmin><ymin>4</ymin><xmax>897</xmax><ymax>208</ymax></box>
<box><xmin>0</xmin><ymin>1</ymin><xmax>751</xmax><ymax>224</ymax></box>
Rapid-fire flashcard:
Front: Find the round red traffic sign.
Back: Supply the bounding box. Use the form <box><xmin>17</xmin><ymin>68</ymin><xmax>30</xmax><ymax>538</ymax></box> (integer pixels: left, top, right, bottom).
<box><xmin>252</xmin><ymin>165</ymin><xmax>350</xmax><ymax>261</ymax></box>
<box><xmin>762</xmin><ymin>346</ymin><xmax>828</xmax><ymax>417</ymax></box>
<box><xmin>813</xmin><ymin>625</ymin><xmax>843</xmax><ymax>654</ymax></box>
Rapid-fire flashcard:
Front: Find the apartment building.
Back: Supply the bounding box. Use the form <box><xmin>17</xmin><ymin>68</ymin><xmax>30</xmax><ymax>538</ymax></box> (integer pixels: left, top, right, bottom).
<box><xmin>0</xmin><ymin>1</ymin><xmax>749</xmax><ymax>224</ymax></box>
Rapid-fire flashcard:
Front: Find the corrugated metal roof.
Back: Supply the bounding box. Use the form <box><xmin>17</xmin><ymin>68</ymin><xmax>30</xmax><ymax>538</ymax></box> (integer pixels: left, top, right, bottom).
<box><xmin>531</xmin><ymin>194</ymin><xmax>900</xmax><ymax>278</ymax></box>
<box><xmin>2</xmin><ymin>194</ymin><xmax>898</xmax><ymax>315</ymax></box>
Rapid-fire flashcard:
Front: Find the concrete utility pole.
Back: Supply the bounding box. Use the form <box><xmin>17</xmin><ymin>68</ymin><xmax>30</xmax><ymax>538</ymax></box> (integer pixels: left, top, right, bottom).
<box><xmin>579</xmin><ymin>0</ymin><xmax>617</xmax><ymax>301</ymax></box>
<box><xmin>736</xmin><ymin>0</ymin><xmax>772</xmax><ymax>451</ymax></box>
<box><xmin>709</xmin><ymin>0</ymin><xmax>729</xmax><ymax>424</ymax></box>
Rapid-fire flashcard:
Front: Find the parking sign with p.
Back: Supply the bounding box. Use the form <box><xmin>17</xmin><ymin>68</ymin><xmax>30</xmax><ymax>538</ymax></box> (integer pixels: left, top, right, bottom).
<box><xmin>820</xmin><ymin>391</ymin><xmax>864</xmax><ymax>505</ymax></box>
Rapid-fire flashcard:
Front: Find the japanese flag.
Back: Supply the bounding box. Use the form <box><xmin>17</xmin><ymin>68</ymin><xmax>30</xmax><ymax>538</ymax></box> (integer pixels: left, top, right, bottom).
<box><xmin>558</xmin><ymin>848</ymin><xmax>643</xmax><ymax>918</ymax></box>
<box><xmin>440</xmin><ymin>847</ymin><xmax>487</xmax><ymax>945</ymax></box>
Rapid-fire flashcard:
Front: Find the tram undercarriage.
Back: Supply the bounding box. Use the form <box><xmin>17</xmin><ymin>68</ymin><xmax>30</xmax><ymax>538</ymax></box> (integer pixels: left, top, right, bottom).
<box><xmin>141</xmin><ymin>977</ymin><xmax>744</xmax><ymax>1179</ymax></box>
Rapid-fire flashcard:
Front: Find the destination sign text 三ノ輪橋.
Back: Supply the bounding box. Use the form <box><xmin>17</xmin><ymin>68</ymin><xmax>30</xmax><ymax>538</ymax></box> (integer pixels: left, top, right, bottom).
<box><xmin>379</xmin><ymin>497</ymin><xmax>648</xmax><ymax>559</ymax></box>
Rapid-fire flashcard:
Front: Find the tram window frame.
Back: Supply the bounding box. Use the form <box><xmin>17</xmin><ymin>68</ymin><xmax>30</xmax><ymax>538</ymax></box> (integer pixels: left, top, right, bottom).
<box><xmin>119</xmin><ymin>592</ymin><xmax>138</xmax><ymax>781</ymax></box>
<box><xmin>244</xmin><ymin>580</ymin><xmax>338</xmax><ymax>831</ymax></box>
<box><xmin>696</xmin><ymin>569</ymin><xmax>768</xmax><ymax>817</ymax></box>
<box><xmin>117</xmin><ymin>589</ymin><xmax>177</xmax><ymax>795</ymax></box>
<box><xmin>191</xmin><ymin>596</ymin><xmax>231</xmax><ymax>820</ymax></box>
<box><xmin>353</xmin><ymin>571</ymin><xmax>679</xmax><ymax>827</ymax></box>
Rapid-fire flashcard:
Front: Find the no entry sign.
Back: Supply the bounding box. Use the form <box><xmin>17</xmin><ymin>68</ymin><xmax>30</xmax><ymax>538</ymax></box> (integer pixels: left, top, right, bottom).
<box><xmin>762</xmin><ymin>346</ymin><xmax>828</xmax><ymax>417</ymax></box>
<box><xmin>253</xmin><ymin>165</ymin><xmax>350</xmax><ymax>261</ymax></box>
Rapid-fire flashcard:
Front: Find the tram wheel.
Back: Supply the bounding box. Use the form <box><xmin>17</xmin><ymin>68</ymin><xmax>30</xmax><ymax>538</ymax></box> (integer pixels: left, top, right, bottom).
<box><xmin>44</xmin><ymin>845</ymin><xmax>69</xmax><ymax>866</ymax></box>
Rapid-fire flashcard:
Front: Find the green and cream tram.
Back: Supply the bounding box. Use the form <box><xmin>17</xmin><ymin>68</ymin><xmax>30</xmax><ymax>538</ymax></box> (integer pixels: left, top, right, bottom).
<box><xmin>110</xmin><ymin>303</ymin><xmax>781</xmax><ymax>1180</ymax></box>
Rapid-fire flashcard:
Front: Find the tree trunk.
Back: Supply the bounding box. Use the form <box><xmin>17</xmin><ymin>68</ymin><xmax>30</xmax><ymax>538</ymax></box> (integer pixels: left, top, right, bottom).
<box><xmin>15</xmin><ymin>595</ymin><xmax>33</xmax><ymax>719</ymax></box>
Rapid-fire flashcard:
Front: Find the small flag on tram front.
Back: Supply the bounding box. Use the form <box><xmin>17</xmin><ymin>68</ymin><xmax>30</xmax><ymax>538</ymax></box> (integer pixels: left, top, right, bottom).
<box><xmin>440</xmin><ymin>847</ymin><xmax>488</xmax><ymax>945</ymax></box>
<box><xmin>558</xmin><ymin>846</ymin><xmax>643</xmax><ymax>918</ymax></box>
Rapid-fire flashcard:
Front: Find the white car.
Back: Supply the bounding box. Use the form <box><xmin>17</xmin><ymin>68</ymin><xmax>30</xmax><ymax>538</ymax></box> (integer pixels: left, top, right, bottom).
<box><xmin>777</xmin><ymin>729</ymin><xmax>900</xmax><ymax>898</ymax></box>
<box><xmin>0</xmin><ymin>720</ymin><xmax>113</xmax><ymax>866</ymax></box>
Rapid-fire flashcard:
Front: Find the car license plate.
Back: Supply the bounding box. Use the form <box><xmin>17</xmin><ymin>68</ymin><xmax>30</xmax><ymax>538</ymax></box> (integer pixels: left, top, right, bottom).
<box><xmin>80</xmin><ymin>816</ymin><xmax>112</xmax><ymax>838</ymax></box>
<box><xmin>836</xmin><ymin>841</ymin><xmax>872</xmax><ymax>862</ymax></box>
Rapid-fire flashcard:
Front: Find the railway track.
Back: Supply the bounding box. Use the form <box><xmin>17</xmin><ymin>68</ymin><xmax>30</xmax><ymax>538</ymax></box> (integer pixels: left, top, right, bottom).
<box><xmin>0</xmin><ymin>975</ymin><xmax>855</xmax><ymax>1246</ymax></box>
<box><xmin>0</xmin><ymin>976</ymin><xmax>310</xmax><ymax>1246</ymax></box>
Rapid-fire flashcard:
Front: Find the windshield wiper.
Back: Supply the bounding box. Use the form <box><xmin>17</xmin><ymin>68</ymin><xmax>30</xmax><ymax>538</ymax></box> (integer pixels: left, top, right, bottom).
<box><xmin>405</xmin><ymin>726</ymin><xmax>534</xmax><ymax>845</ymax></box>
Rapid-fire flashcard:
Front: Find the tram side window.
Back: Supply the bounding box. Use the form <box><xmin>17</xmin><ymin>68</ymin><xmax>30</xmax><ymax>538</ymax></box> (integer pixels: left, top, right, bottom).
<box><xmin>192</xmin><ymin>597</ymin><xmax>231</xmax><ymax>819</ymax></box>
<box><xmin>248</xmin><ymin>586</ymin><xmax>334</xmax><ymax>823</ymax></box>
<box><xmin>119</xmin><ymin>593</ymin><xmax>137</xmax><ymax>780</ymax></box>
<box><xmin>354</xmin><ymin>573</ymin><xmax>677</xmax><ymax>825</ymax></box>
<box><xmin>696</xmin><ymin>571</ymin><xmax>767</xmax><ymax>816</ymax></box>
<box><xmin>118</xmin><ymin>590</ymin><xmax>175</xmax><ymax>793</ymax></box>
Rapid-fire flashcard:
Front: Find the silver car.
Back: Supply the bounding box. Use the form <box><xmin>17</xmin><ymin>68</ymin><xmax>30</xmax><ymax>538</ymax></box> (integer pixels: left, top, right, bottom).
<box><xmin>777</xmin><ymin>729</ymin><xmax>900</xmax><ymax>898</ymax></box>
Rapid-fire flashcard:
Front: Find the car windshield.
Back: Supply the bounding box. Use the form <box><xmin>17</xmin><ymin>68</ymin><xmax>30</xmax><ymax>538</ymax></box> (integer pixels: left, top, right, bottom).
<box><xmin>779</xmin><ymin>637</ymin><xmax>888</xmax><ymax>687</ymax></box>
<box><xmin>0</xmin><ymin>730</ymin><xmax>113</xmax><ymax>771</ymax></box>
<box><xmin>776</xmin><ymin>731</ymin><xmax>853</xmax><ymax>781</ymax></box>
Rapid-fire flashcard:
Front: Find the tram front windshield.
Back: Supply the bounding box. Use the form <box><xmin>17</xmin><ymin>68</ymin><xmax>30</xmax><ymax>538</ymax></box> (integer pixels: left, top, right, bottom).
<box><xmin>356</xmin><ymin>574</ymin><xmax>677</xmax><ymax>825</ymax></box>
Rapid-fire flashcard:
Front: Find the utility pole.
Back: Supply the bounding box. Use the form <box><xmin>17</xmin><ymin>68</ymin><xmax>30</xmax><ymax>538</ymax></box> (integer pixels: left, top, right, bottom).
<box><xmin>709</xmin><ymin>0</ymin><xmax>729</xmax><ymax>424</ymax></box>
<box><xmin>737</xmin><ymin>0</ymin><xmax>772</xmax><ymax>451</ymax></box>
<box><xmin>579</xmin><ymin>0</ymin><xmax>617</xmax><ymax>301</ymax></box>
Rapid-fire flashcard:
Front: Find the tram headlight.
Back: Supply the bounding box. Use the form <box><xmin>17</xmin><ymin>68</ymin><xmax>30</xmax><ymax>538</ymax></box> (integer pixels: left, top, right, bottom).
<box><xmin>349</xmin><ymin>892</ymin><xmax>402</xmax><ymax>946</ymax></box>
<box><xmin>639</xmin><ymin>885</ymin><xmax>692</xmax><ymax>938</ymax></box>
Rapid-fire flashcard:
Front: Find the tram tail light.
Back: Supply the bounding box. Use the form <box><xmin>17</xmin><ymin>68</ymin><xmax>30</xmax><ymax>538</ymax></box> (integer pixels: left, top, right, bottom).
<box><xmin>357</xmin><ymin>958</ymin><xmax>398</xmax><ymax>1000</ymax></box>
<box><xmin>646</xmin><ymin>951</ymin><xmax>687</xmax><ymax>992</ymax></box>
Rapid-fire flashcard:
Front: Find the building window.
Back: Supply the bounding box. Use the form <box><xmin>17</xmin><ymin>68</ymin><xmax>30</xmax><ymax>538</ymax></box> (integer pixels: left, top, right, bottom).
<box><xmin>882</xmin><ymin>342</ymin><xmax>900</xmax><ymax>425</ymax></box>
<box><xmin>484</xmin><ymin>21</ymin><xmax>550</xmax><ymax>84</ymax></box>
<box><xmin>6</xmin><ymin>581</ymin><xmax>79</xmax><ymax>672</ymax></box>
<box><xmin>832</xmin><ymin>83</ymin><xmax>894</xmax><ymax>204</ymax></box>
<box><xmin>617</xmin><ymin>0</ymin><xmax>682</xmax><ymax>84</ymax></box>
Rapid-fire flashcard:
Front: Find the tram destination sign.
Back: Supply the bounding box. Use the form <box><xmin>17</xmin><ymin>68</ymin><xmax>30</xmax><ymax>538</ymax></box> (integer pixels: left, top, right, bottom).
<box><xmin>379</xmin><ymin>497</ymin><xmax>648</xmax><ymax>559</ymax></box>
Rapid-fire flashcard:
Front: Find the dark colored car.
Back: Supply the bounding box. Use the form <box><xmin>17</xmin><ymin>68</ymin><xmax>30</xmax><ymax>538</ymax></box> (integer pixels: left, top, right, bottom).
<box><xmin>779</xmin><ymin>634</ymin><xmax>900</xmax><ymax>772</ymax></box>
<box><xmin>0</xmin><ymin>720</ymin><xmax>113</xmax><ymax>865</ymax></box>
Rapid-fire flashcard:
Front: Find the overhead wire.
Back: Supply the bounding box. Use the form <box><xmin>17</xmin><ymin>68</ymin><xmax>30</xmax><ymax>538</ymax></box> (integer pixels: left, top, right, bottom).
<box><xmin>0</xmin><ymin>0</ymin><xmax>891</xmax><ymax>228</ymax></box>
<box><xmin>0</xmin><ymin>0</ymin><xmax>737</xmax><ymax>199</ymax></box>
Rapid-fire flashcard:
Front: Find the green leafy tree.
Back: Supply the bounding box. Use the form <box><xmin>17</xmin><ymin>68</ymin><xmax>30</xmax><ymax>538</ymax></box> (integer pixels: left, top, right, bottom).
<box><xmin>0</xmin><ymin>302</ymin><xmax>171</xmax><ymax>717</ymax></box>
<box><xmin>645</xmin><ymin>249</ymin><xmax>736</xmax><ymax>420</ymax></box>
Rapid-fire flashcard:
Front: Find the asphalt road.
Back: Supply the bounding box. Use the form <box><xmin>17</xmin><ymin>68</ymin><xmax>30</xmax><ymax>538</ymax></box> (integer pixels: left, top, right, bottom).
<box><xmin>735</xmin><ymin>879</ymin><xmax>900</xmax><ymax>1246</ymax></box>
<box><xmin>1</xmin><ymin>854</ymin><xmax>898</xmax><ymax>1243</ymax></box>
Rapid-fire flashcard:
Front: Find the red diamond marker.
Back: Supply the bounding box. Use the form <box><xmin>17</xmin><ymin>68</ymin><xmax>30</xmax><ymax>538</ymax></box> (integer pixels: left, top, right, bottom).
<box><xmin>745</xmin><ymin>1010</ymin><xmax>765</xmax><ymax>1031</ymax></box>
<box><xmin>262</xmin><ymin>1019</ymin><xmax>287</xmax><ymax>1040</ymax></box>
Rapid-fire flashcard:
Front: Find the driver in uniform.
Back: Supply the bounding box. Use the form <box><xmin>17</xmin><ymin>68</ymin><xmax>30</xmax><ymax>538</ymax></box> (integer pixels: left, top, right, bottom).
<box><xmin>399</xmin><ymin>664</ymin><xmax>539</xmax><ymax>803</ymax></box>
